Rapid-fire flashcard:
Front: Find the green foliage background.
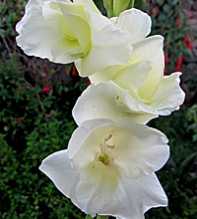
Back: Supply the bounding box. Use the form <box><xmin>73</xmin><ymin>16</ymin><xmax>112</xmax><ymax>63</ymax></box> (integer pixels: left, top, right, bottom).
<box><xmin>0</xmin><ymin>0</ymin><xmax>197</xmax><ymax>219</ymax></box>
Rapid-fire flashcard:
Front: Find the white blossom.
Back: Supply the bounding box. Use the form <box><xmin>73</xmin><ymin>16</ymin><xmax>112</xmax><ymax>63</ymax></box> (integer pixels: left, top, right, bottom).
<box><xmin>16</xmin><ymin>0</ymin><xmax>132</xmax><ymax>76</ymax></box>
<box><xmin>40</xmin><ymin>119</ymin><xmax>169</xmax><ymax>219</ymax></box>
<box><xmin>74</xmin><ymin>9</ymin><xmax>186</xmax><ymax>124</ymax></box>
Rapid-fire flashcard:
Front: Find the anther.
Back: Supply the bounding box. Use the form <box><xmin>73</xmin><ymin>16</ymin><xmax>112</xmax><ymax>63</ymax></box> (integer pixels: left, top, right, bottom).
<box><xmin>104</xmin><ymin>134</ymin><xmax>113</xmax><ymax>142</ymax></box>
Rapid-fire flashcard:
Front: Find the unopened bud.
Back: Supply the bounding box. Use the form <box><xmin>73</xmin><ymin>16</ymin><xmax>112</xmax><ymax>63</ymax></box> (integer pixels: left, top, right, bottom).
<box><xmin>103</xmin><ymin>0</ymin><xmax>133</xmax><ymax>17</ymax></box>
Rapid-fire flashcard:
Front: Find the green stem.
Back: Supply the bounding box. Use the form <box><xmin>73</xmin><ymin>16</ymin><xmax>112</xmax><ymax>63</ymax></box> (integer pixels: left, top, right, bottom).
<box><xmin>103</xmin><ymin>0</ymin><xmax>113</xmax><ymax>17</ymax></box>
<box><xmin>129</xmin><ymin>0</ymin><xmax>136</xmax><ymax>8</ymax></box>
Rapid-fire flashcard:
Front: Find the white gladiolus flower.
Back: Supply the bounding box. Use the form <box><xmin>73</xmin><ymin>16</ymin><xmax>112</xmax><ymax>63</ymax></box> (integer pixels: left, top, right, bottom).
<box><xmin>77</xmin><ymin>9</ymin><xmax>185</xmax><ymax>124</ymax></box>
<box><xmin>73</xmin><ymin>81</ymin><xmax>156</xmax><ymax>125</ymax></box>
<box><xmin>40</xmin><ymin>119</ymin><xmax>169</xmax><ymax>219</ymax></box>
<box><xmin>88</xmin><ymin>8</ymin><xmax>154</xmax><ymax>83</ymax></box>
<box><xmin>76</xmin><ymin>7</ymin><xmax>152</xmax><ymax>77</ymax></box>
<box><xmin>16</xmin><ymin>0</ymin><xmax>132</xmax><ymax>76</ymax></box>
<box><xmin>73</xmin><ymin>72</ymin><xmax>185</xmax><ymax>125</ymax></box>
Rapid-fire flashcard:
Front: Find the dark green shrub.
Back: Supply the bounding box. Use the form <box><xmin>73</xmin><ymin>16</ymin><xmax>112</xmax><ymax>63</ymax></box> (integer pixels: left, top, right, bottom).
<box><xmin>0</xmin><ymin>56</ymin><xmax>85</xmax><ymax>219</ymax></box>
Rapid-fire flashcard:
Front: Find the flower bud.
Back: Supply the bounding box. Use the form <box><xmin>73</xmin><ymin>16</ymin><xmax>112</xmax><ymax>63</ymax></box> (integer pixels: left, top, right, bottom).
<box><xmin>103</xmin><ymin>0</ymin><xmax>132</xmax><ymax>17</ymax></box>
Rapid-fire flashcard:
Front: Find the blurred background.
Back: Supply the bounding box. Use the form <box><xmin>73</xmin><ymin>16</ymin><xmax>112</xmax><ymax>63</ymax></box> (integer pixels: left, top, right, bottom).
<box><xmin>0</xmin><ymin>0</ymin><xmax>197</xmax><ymax>218</ymax></box>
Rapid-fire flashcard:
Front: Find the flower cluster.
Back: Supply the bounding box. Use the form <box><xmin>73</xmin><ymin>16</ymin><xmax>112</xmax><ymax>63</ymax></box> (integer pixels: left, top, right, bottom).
<box><xmin>16</xmin><ymin>0</ymin><xmax>185</xmax><ymax>218</ymax></box>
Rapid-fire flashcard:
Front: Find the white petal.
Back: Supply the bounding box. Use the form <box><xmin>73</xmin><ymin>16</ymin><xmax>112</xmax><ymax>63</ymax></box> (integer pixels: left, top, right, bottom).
<box><xmin>117</xmin><ymin>8</ymin><xmax>152</xmax><ymax>44</ymax></box>
<box><xmin>90</xmin><ymin>35</ymin><xmax>164</xmax><ymax>95</ymax></box>
<box><xmin>53</xmin><ymin>2</ymin><xmax>92</xmax><ymax>57</ymax></box>
<box><xmin>115</xmin><ymin>173</ymin><xmax>168</xmax><ymax>218</ymax></box>
<box><xmin>136</xmin><ymin>174</ymin><xmax>168</xmax><ymax>212</ymax></box>
<box><xmin>68</xmin><ymin>119</ymin><xmax>112</xmax><ymax>160</ymax></box>
<box><xmin>114</xmin><ymin>62</ymin><xmax>151</xmax><ymax>91</ymax></box>
<box><xmin>132</xmin><ymin>35</ymin><xmax>164</xmax><ymax>76</ymax></box>
<box><xmin>114</xmin><ymin>123</ymin><xmax>169</xmax><ymax>176</ymax></box>
<box><xmin>75</xmin><ymin>172</ymin><xmax>167</xmax><ymax>218</ymax></box>
<box><xmin>151</xmin><ymin>72</ymin><xmax>185</xmax><ymax>115</ymax></box>
<box><xmin>75</xmin><ymin>21</ymin><xmax>132</xmax><ymax>76</ymax></box>
<box><xmin>16</xmin><ymin>0</ymin><xmax>76</xmax><ymax>63</ymax></box>
<box><xmin>89</xmin><ymin>65</ymin><xmax>123</xmax><ymax>84</ymax></box>
<box><xmin>39</xmin><ymin>150</ymin><xmax>79</xmax><ymax>199</ymax></box>
<box><xmin>39</xmin><ymin>144</ymin><xmax>118</xmax><ymax>216</ymax></box>
<box><xmin>132</xmin><ymin>35</ymin><xmax>165</xmax><ymax>99</ymax></box>
<box><xmin>72</xmin><ymin>82</ymin><xmax>157</xmax><ymax>125</ymax></box>
<box><xmin>74</xmin><ymin>0</ymin><xmax>100</xmax><ymax>14</ymax></box>
<box><xmin>73</xmin><ymin>161</ymin><xmax>120</xmax><ymax>216</ymax></box>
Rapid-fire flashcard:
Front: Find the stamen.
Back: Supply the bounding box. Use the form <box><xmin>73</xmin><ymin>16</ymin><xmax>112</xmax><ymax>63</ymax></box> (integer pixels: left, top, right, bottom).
<box><xmin>95</xmin><ymin>133</ymin><xmax>116</xmax><ymax>166</ymax></box>
<box><xmin>104</xmin><ymin>134</ymin><xmax>113</xmax><ymax>142</ymax></box>
<box><xmin>98</xmin><ymin>153</ymin><xmax>110</xmax><ymax>166</ymax></box>
<box><xmin>104</xmin><ymin>134</ymin><xmax>115</xmax><ymax>149</ymax></box>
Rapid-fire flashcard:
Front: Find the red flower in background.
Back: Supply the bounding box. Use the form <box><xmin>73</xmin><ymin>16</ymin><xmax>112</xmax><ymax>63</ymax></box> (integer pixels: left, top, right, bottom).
<box><xmin>42</xmin><ymin>85</ymin><xmax>52</xmax><ymax>94</ymax></box>
<box><xmin>175</xmin><ymin>55</ymin><xmax>185</xmax><ymax>72</ymax></box>
<box><xmin>183</xmin><ymin>35</ymin><xmax>193</xmax><ymax>51</ymax></box>
<box><xmin>70</xmin><ymin>65</ymin><xmax>79</xmax><ymax>78</ymax></box>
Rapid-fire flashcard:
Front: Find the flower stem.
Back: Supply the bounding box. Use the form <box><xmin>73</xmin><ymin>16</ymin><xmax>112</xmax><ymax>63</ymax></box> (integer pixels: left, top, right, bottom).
<box><xmin>130</xmin><ymin>0</ymin><xmax>136</xmax><ymax>8</ymax></box>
